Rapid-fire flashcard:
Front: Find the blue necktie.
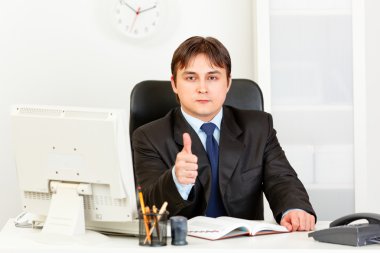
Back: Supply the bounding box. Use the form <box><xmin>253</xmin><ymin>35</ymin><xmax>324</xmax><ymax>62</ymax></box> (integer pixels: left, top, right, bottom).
<box><xmin>201</xmin><ymin>123</ymin><xmax>226</xmax><ymax>217</ymax></box>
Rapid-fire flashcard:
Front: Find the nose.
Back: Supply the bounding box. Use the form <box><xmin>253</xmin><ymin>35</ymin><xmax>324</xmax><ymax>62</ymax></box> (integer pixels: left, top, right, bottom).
<box><xmin>197</xmin><ymin>80</ymin><xmax>207</xmax><ymax>94</ymax></box>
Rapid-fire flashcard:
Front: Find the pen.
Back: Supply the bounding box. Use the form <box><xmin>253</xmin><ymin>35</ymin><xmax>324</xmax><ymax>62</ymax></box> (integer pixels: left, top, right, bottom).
<box><xmin>138</xmin><ymin>186</ymin><xmax>151</xmax><ymax>244</ymax></box>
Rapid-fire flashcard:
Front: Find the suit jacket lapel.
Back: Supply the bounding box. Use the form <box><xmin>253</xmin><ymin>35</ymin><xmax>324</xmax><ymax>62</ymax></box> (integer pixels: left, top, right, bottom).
<box><xmin>219</xmin><ymin>107</ymin><xmax>244</xmax><ymax>197</ymax></box>
<box><xmin>173</xmin><ymin>109</ymin><xmax>212</xmax><ymax>200</ymax></box>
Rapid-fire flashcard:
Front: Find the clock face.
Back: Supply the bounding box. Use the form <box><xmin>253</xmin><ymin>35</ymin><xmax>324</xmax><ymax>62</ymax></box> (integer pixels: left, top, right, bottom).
<box><xmin>114</xmin><ymin>0</ymin><xmax>161</xmax><ymax>39</ymax></box>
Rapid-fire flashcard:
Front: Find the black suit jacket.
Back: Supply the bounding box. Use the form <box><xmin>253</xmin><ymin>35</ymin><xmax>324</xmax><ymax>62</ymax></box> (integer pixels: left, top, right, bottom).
<box><xmin>132</xmin><ymin>106</ymin><xmax>316</xmax><ymax>223</ymax></box>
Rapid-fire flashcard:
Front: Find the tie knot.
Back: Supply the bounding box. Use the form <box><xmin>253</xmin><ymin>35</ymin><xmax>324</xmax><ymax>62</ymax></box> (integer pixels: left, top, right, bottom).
<box><xmin>201</xmin><ymin>122</ymin><xmax>217</xmax><ymax>136</ymax></box>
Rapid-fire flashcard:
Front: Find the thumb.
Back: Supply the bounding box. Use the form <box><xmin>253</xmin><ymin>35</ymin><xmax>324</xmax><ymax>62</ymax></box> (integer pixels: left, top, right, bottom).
<box><xmin>281</xmin><ymin>217</ymin><xmax>293</xmax><ymax>232</ymax></box>
<box><xmin>182</xmin><ymin>133</ymin><xmax>192</xmax><ymax>154</ymax></box>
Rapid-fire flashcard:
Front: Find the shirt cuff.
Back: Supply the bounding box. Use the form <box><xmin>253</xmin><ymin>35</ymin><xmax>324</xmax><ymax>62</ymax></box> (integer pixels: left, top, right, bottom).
<box><xmin>281</xmin><ymin>208</ymin><xmax>305</xmax><ymax>220</ymax></box>
<box><xmin>172</xmin><ymin>166</ymin><xmax>194</xmax><ymax>200</ymax></box>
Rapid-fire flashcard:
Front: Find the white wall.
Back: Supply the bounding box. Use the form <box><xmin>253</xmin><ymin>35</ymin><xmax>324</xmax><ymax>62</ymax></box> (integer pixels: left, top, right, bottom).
<box><xmin>356</xmin><ymin>0</ymin><xmax>380</xmax><ymax>213</ymax></box>
<box><xmin>0</xmin><ymin>0</ymin><xmax>254</xmax><ymax>227</ymax></box>
<box><xmin>268</xmin><ymin>1</ymin><xmax>354</xmax><ymax>221</ymax></box>
<box><xmin>365</xmin><ymin>0</ymin><xmax>380</xmax><ymax>211</ymax></box>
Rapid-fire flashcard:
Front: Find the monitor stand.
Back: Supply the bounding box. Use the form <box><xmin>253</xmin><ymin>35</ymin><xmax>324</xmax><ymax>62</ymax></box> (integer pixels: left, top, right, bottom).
<box><xmin>42</xmin><ymin>182</ymin><xmax>86</xmax><ymax>236</ymax></box>
<box><xmin>36</xmin><ymin>182</ymin><xmax>109</xmax><ymax>245</ymax></box>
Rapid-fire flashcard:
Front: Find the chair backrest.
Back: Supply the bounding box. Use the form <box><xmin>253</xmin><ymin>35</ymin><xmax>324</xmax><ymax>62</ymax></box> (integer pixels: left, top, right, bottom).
<box><xmin>129</xmin><ymin>78</ymin><xmax>263</xmax><ymax>136</ymax></box>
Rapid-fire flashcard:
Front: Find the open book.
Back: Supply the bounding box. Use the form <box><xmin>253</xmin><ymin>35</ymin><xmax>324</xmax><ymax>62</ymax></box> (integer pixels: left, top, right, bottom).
<box><xmin>188</xmin><ymin>216</ymin><xmax>289</xmax><ymax>240</ymax></box>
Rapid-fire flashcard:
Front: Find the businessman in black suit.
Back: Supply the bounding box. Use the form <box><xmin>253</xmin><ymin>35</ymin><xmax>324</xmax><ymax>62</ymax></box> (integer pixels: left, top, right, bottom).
<box><xmin>132</xmin><ymin>36</ymin><xmax>316</xmax><ymax>231</ymax></box>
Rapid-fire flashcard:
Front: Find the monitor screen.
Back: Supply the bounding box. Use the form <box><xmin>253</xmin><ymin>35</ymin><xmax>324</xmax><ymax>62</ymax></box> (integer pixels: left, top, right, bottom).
<box><xmin>11</xmin><ymin>105</ymin><xmax>138</xmax><ymax>236</ymax></box>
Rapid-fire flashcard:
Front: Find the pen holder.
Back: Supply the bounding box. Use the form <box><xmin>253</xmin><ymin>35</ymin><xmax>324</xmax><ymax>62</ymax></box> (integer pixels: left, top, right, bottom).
<box><xmin>139</xmin><ymin>211</ymin><xmax>169</xmax><ymax>247</ymax></box>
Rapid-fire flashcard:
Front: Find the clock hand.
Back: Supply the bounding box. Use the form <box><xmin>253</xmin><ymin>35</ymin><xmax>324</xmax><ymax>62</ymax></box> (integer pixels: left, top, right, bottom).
<box><xmin>129</xmin><ymin>6</ymin><xmax>141</xmax><ymax>32</ymax></box>
<box><xmin>121</xmin><ymin>0</ymin><xmax>137</xmax><ymax>13</ymax></box>
<box><xmin>139</xmin><ymin>5</ymin><xmax>157</xmax><ymax>14</ymax></box>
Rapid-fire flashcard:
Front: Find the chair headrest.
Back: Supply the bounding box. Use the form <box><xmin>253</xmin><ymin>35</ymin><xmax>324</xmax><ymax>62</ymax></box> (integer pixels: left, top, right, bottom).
<box><xmin>129</xmin><ymin>79</ymin><xmax>263</xmax><ymax>136</ymax></box>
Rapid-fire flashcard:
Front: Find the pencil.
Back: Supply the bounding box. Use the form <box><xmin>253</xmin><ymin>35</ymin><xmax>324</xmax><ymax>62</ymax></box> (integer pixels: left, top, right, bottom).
<box><xmin>152</xmin><ymin>205</ymin><xmax>160</xmax><ymax>240</ymax></box>
<box><xmin>144</xmin><ymin>201</ymin><xmax>168</xmax><ymax>244</ymax></box>
<box><xmin>138</xmin><ymin>186</ymin><xmax>151</xmax><ymax>244</ymax></box>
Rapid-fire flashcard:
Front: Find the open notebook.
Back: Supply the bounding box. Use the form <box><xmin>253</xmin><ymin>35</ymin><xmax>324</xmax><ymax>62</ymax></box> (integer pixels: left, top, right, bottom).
<box><xmin>188</xmin><ymin>216</ymin><xmax>289</xmax><ymax>240</ymax></box>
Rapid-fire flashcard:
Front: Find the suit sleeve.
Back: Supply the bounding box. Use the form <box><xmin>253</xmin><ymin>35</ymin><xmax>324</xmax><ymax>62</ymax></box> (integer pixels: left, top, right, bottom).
<box><xmin>262</xmin><ymin>114</ymin><xmax>317</xmax><ymax>223</ymax></box>
<box><xmin>132</xmin><ymin>128</ymin><xmax>192</xmax><ymax>216</ymax></box>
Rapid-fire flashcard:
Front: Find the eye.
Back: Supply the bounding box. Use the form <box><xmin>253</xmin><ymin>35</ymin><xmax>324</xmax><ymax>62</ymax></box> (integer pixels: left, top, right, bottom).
<box><xmin>208</xmin><ymin>76</ymin><xmax>218</xmax><ymax>81</ymax></box>
<box><xmin>185</xmin><ymin>75</ymin><xmax>196</xmax><ymax>81</ymax></box>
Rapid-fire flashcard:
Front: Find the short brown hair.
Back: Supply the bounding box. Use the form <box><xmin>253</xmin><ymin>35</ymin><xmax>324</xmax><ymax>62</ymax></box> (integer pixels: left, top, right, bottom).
<box><xmin>171</xmin><ymin>36</ymin><xmax>231</xmax><ymax>81</ymax></box>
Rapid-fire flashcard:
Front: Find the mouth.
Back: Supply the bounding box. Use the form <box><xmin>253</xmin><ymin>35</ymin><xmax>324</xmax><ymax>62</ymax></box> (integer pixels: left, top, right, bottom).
<box><xmin>196</xmin><ymin>99</ymin><xmax>210</xmax><ymax>104</ymax></box>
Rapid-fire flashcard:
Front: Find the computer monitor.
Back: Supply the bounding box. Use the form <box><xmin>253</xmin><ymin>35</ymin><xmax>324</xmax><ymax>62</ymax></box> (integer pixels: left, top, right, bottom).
<box><xmin>11</xmin><ymin>105</ymin><xmax>138</xmax><ymax>236</ymax></box>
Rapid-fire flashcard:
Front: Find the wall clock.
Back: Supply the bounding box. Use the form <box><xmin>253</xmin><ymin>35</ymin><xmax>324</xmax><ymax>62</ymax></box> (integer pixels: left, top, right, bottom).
<box><xmin>114</xmin><ymin>0</ymin><xmax>161</xmax><ymax>39</ymax></box>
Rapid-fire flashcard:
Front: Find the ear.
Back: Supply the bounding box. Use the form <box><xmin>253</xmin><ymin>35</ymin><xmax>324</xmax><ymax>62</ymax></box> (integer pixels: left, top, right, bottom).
<box><xmin>170</xmin><ymin>76</ymin><xmax>178</xmax><ymax>94</ymax></box>
<box><xmin>226</xmin><ymin>77</ymin><xmax>232</xmax><ymax>92</ymax></box>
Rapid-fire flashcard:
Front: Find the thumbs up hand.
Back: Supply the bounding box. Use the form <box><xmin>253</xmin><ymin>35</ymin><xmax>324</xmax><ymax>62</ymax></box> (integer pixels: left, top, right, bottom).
<box><xmin>174</xmin><ymin>133</ymin><xmax>198</xmax><ymax>184</ymax></box>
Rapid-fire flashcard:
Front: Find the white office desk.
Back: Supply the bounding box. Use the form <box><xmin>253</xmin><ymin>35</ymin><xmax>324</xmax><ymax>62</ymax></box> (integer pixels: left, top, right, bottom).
<box><xmin>1</xmin><ymin>219</ymin><xmax>379</xmax><ymax>253</ymax></box>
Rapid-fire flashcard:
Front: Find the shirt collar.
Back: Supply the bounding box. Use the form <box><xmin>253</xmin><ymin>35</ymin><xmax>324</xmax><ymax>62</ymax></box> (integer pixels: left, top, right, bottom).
<box><xmin>180</xmin><ymin>107</ymin><xmax>223</xmax><ymax>133</ymax></box>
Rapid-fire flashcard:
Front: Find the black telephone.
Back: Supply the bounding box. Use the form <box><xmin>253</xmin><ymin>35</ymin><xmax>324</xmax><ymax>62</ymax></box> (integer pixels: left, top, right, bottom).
<box><xmin>308</xmin><ymin>213</ymin><xmax>380</xmax><ymax>247</ymax></box>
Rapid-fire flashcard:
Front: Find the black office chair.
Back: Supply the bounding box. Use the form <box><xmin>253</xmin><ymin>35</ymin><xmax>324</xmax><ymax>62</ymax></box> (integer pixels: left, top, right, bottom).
<box><xmin>129</xmin><ymin>79</ymin><xmax>265</xmax><ymax>214</ymax></box>
<box><xmin>129</xmin><ymin>78</ymin><xmax>263</xmax><ymax>136</ymax></box>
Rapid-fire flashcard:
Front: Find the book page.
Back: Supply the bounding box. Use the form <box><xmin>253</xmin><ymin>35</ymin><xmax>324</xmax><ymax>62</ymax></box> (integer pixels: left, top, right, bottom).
<box><xmin>217</xmin><ymin>216</ymin><xmax>288</xmax><ymax>235</ymax></box>
<box><xmin>188</xmin><ymin>216</ymin><xmax>250</xmax><ymax>240</ymax></box>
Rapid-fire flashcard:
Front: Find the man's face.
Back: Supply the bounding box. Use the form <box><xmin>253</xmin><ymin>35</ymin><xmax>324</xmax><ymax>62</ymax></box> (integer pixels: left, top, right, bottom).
<box><xmin>171</xmin><ymin>54</ymin><xmax>231</xmax><ymax>122</ymax></box>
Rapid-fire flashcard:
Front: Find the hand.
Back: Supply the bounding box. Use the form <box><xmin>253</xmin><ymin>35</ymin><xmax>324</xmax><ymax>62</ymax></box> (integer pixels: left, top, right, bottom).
<box><xmin>139</xmin><ymin>4</ymin><xmax>157</xmax><ymax>14</ymax></box>
<box><xmin>128</xmin><ymin>6</ymin><xmax>141</xmax><ymax>32</ymax></box>
<box><xmin>121</xmin><ymin>0</ymin><xmax>138</xmax><ymax>13</ymax></box>
<box><xmin>174</xmin><ymin>133</ymin><xmax>198</xmax><ymax>185</ymax></box>
<box><xmin>280</xmin><ymin>210</ymin><xmax>315</xmax><ymax>232</ymax></box>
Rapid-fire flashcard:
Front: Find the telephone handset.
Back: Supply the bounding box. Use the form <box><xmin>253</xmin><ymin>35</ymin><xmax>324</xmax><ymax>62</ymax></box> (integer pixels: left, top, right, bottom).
<box><xmin>330</xmin><ymin>212</ymin><xmax>380</xmax><ymax>227</ymax></box>
<box><xmin>309</xmin><ymin>212</ymin><xmax>380</xmax><ymax>246</ymax></box>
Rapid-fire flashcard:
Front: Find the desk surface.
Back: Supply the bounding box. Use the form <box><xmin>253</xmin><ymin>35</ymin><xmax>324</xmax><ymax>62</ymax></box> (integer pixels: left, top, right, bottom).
<box><xmin>1</xmin><ymin>219</ymin><xmax>380</xmax><ymax>253</ymax></box>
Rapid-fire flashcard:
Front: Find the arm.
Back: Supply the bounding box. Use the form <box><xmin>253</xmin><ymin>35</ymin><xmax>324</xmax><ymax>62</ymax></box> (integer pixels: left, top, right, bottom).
<box><xmin>132</xmin><ymin>129</ymin><xmax>197</xmax><ymax>216</ymax></box>
<box><xmin>262</xmin><ymin>114</ymin><xmax>317</xmax><ymax>229</ymax></box>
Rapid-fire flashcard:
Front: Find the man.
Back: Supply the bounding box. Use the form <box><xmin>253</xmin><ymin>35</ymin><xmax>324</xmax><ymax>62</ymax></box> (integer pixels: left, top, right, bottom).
<box><xmin>132</xmin><ymin>36</ymin><xmax>316</xmax><ymax>231</ymax></box>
